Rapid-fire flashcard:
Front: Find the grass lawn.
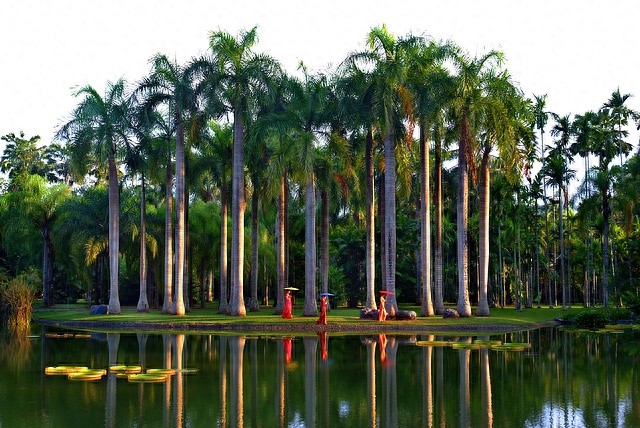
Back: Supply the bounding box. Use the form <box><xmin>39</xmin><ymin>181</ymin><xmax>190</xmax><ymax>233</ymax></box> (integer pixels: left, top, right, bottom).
<box><xmin>31</xmin><ymin>301</ymin><xmax>587</xmax><ymax>334</ymax></box>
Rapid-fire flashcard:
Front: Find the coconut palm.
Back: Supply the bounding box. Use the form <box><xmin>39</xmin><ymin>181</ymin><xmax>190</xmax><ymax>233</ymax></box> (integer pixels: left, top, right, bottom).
<box><xmin>346</xmin><ymin>25</ymin><xmax>416</xmax><ymax>315</ymax></box>
<box><xmin>207</xmin><ymin>27</ymin><xmax>280</xmax><ymax>316</ymax></box>
<box><xmin>449</xmin><ymin>49</ymin><xmax>504</xmax><ymax>317</ymax></box>
<box><xmin>136</xmin><ymin>54</ymin><xmax>201</xmax><ymax>316</ymax></box>
<box><xmin>57</xmin><ymin>79</ymin><xmax>134</xmax><ymax>314</ymax></box>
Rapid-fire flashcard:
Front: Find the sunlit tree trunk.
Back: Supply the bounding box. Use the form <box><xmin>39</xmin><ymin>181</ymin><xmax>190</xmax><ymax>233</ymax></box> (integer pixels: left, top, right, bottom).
<box><xmin>107</xmin><ymin>153</ymin><xmax>121</xmax><ymax>314</ymax></box>
<box><xmin>275</xmin><ymin>174</ymin><xmax>286</xmax><ymax>314</ymax></box>
<box><xmin>137</xmin><ymin>173</ymin><xmax>149</xmax><ymax>312</ymax></box>
<box><xmin>229</xmin><ymin>109</ymin><xmax>247</xmax><ymax>316</ymax></box>
<box><xmin>303</xmin><ymin>175</ymin><xmax>317</xmax><ymax>316</ymax></box>
<box><xmin>365</xmin><ymin>129</ymin><xmax>377</xmax><ymax>310</ymax></box>
<box><xmin>162</xmin><ymin>159</ymin><xmax>173</xmax><ymax>314</ymax></box>
<box><xmin>457</xmin><ymin>131</ymin><xmax>471</xmax><ymax>317</ymax></box>
<box><xmin>477</xmin><ymin>149</ymin><xmax>491</xmax><ymax>316</ymax></box>
<box><xmin>383</xmin><ymin>130</ymin><xmax>397</xmax><ymax>316</ymax></box>
<box><xmin>434</xmin><ymin>137</ymin><xmax>444</xmax><ymax>314</ymax></box>
<box><xmin>420</xmin><ymin>124</ymin><xmax>434</xmax><ymax>316</ymax></box>
<box><xmin>219</xmin><ymin>182</ymin><xmax>229</xmax><ymax>313</ymax></box>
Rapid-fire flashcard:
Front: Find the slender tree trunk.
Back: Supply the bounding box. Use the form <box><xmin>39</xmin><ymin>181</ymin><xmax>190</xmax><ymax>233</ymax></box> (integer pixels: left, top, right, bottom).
<box><xmin>320</xmin><ymin>188</ymin><xmax>329</xmax><ymax>297</ymax></box>
<box><xmin>230</xmin><ymin>109</ymin><xmax>247</xmax><ymax>316</ymax></box>
<box><xmin>248</xmin><ymin>189</ymin><xmax>260</xmax><ymax>311</ymax></box>
<box><xmin>419</xmin><ymin>123</ymin><xmax>434</xmax><ymax>316</ymax></box>
<box><xmin>365</xmin><ymin>130</ymin><xmax>376</xmax><ymax>310</ymax></box>
<box><xmin>107</xmin><ymin>152</ymin><xmax>121</xmax><ymax>314</ymax></box>
<box><xmin>173</xmin><ymin>119</ymin><xmax>186</xmax><ymax>316</ymax></box>
<box><xmin>603</xmin><ymin>190</ymin><xmax>610</xmax><ymax>308</ymax></box>
<box><xmin>162</xmin><ymin>158</ymin><xmax>173</xmax><ymax>314</ymax></box>
<box><xmin>383</xmin><ymin>130</ymin><xmax>397</xmax><ymax>316</ymax></box>
<box><xmin>434</xmin><ymin>135</ymin><xmax>444</xmax><ymax>314</ymax></box>
<box><xmin>275</xmin><ymin>175</ymin><xmax>286</xmax><ymax>314</ymax></box>
<box><xmin>303</xmin><ymin>174</ymin><xmax>317</xmax><ymax>316</ymax></box>
<box><xmin>379</xmin><ymin>171</ymin><xmax>386</xmax><ymax>295</ymax></box>
<box><xmin>457</xmin><ymin>125</ymin><xmax>471</xmax><ymax>317</ymax></box>
<box><xmin>137</xmin><ymin>173</ymin><xmax>149</xmax><ymax>312</ymax></box>
<box><xmin>219</xmin><ymin>182</ymin><xmax>229</xmax><ymax>313</ymax></box>
<box><xmin>477</xmin><ymin>149</ymin><xmax>491</xmax><ymax>316</ymax></box>
<box><xmin>560</xmin><ymin>185</ymin><xmax>566</xmax><ymax>310</ymax></box>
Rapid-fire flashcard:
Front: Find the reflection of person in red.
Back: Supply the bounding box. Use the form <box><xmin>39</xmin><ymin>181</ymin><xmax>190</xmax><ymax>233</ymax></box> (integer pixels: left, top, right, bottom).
<box><xmin>378</xmin><ymin>334</ymin><xmax>388</xmax><ymax>364</ymax></box>
<box><xmin>318</xmin><ymin>331</ymin><xmax>328</xmax><ymax>361</ymax></box>
<box><xmin>283</xmin><ymin>337</ymin><xmax>292</xmax><ymax>364</ymax></box>
<box><xmin>378</xmin><ymin>294</ymin><xmax>387</xmax><ymax>322</ymax></box>
<box><xmin>317</xmin><ymin>295</ymin><xmax>328</xmax><ymax>325</ymax></box>
<box><xmin>282</xmin><ymin>290</ymin><xmax>292</xmax><ymax>319</ymax></box>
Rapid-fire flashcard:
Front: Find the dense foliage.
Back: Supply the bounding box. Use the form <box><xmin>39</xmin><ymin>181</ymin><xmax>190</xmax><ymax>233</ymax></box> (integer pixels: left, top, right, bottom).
<box><xmin>2</xmin><ymin>25</ymin><xmax>640</xmax><ymax>316</ymax></box>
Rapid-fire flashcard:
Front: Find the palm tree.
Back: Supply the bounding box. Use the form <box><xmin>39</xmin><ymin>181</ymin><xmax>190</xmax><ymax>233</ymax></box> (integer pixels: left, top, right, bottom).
<box><xmin>347</xmin><ymin>25</ymin><xmax>415</xmax><ymax>315</ymax></box>
<box><xmin>137</xmin><ymin>54</ymin><xmax>201</xmax><ymax>316</ymax></box>
<box><xmin>57</xmin><ymin>79</ymin><xmax>134</xmax><ymax>314</ymax></box>
<box><xmin>4</xmin><ymin>175</ymin><xmax>70</xmax><ymax>306</ymax></box>
<box><xmin>406</xmin><ymin>39</ymin><xmax>456</xmax><ymax>316</ymax></box>
<box><xmin>533</xmin><ymin>94</ymin><xmax>550</xmax><ymax>306</ymax></box>
<box><xmin>207</xmin><ymin>27</ymin><xmax>280</xmax><ymax>316</ymax></box>
<box><xmin>0</xmin><ymin>132</ymin><xmax>48</xmax><ymax>189</ymax></box>
<box><xmin>449</xmin><ymin>50</ymin><xmax>504</xmax><ymax>317</ymax></box>
<box><xmin>602</xmin><ymin>88</ymin><xmax>638</xmax><ymax>165</ymax></box>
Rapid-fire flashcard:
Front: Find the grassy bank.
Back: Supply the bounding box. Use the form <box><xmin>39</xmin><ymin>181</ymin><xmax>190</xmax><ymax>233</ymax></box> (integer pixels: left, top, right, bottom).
<box><xmin>31</xmin><ymin>303</ymin><xmax>581</xmax><ymax>334</ymax></box>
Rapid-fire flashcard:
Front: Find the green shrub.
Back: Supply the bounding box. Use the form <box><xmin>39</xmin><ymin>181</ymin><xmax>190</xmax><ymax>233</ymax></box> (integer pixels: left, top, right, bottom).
<box><xmin>606</xmin><ymin>307</ymin><xmax>632</xmax><ymax>322</ymax></box>
<box><xmin>571</xmin><ymin>310</ymin><xmax>609</xmax><ymax>329</ymax></box>
<box><xmin>622</xmin><ymin>291</ymin><xmax>640</xmax><ymax>314</ymax></box>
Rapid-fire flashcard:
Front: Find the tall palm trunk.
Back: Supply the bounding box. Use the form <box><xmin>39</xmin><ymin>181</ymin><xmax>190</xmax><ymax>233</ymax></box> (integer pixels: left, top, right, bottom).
<box><xmin>383</xmin><ymin>130</ymin><xmax>397</xmax><ymax>316</ymax></box>
<box><xmin>137</xmin><ymin>173</ymin><xmax>149</xmax><ymax>312</ymax></box>
<box><xmin>559</xmin><ymin>185</ymin><xmax>566</xmax><ymax>310</ymax></box>
<box><xmin>107</xmin><ymin>151</ymin><xmax>121</xmax><ymax>314</ymax></box>
<box><xmin>365</xmin><ymin>129</ymin><xmax>376</xmax><ymax>310</ymax></box>
<box><xmin>457</xmin><ymin>119</ymin><xmax>471</xmax><ymax>317</ymax></box>
<box><xmin>303</xmin><ymin>175</ymin><xmax>317</xmax><ymax>316</ymax></box>
<box><xmin>218</xmin><ymin>182</ymin><xmax>229</xmax><ymax>313</ymax></box>
<box><xmin>275</xmin><ymin>174</ymin><xmax>286</xmax><ymax>314</ymax></box>
<box><xmin>434</xmin><ymin>136</ymin><xmax>444</xmax><ymax>314</ymax></box>
<box><xmin>162</xmin><ymin>159</ymin><xmax>173</xmax><ymax>314</ymax></box>
<box><xmin>602</xmin><ymin>189</ymin><xmax>610</xmax><ymax>308</ymax></box>
<box><xmin>477</xmin><ymin>148</ymin><xmax>491</xmax><ymax>316</ymax></box>
<box><xmin>419</xmin><ymin>124</ymin><xmax>434</xmax><ymax>316</ymax></box>
<box><xmin>173</xmin><ymin>120</ymin><xmax>186</xmax><ymax>316</ymax></box>
<box><xmin>248</xmin><ymin>189</ymin><xmax>260</xmax><ymax>311</ymax></box>
<box><xmin>229</xmin><ymin>109</ymin><xmax>247</xmax><ymax>316</ymax></box>
<box><xmin>320</xmin><ymin>188</ymin><xmax>329</xmax><ymax>296</ymax></box>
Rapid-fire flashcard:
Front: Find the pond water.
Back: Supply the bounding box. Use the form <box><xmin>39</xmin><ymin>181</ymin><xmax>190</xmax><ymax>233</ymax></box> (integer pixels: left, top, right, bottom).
<box><xmin>0</xmin><ymin>326</ymin><xmax>638</xmax><ymax>427</ymax></box>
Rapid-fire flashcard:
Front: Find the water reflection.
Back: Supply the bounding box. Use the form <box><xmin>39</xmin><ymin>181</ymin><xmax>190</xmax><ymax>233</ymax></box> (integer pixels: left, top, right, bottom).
<box><xmin>3</xmin><ymin>326</ymin><xmax>639</xmax><ymax>427</ymax></box>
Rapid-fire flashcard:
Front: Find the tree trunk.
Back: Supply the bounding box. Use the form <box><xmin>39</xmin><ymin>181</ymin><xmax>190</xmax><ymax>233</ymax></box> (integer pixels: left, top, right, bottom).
<box><xmin>248</xmin><ymin>188</ymin><xmax>260</xmax><ymax>311</ymax></box>
<box><xmin>320</xmin><ymin>188</ymin><xmax>329</xmax><ymax>296</ymax></box>
<box><xmin>137</xmin><ymin>173</ymin><xmax>149</xmax><ymax>312</ymax></box>
<box><xmin>457</xmin><ymin>121</ymin><xmax>471</xmax><ymax>317</ymax></box>
<box><xmin>434</xmin><ymin>135</ymin><xmax>444</xmax><ymax>314</ymax></box>
<box><xmin>603</xmin><ymin>190</ymin><xmax>610</xmax><ymax>308</ymax></box>
<box><xmin>303</xmin><ymin>175</ymin><xmax>318</xmax><ymax>316</ymax></box>
<box><xmin>274</xmin><ymin>174</ymin><xmax>286</xmax><ymax>314</ymax></box>
<box><xmin>162</xmin><ymin>158</ymin><xmax>173</xmax><ymax>314</ymax></box>
<box><xmin>219</xmin><ymin>182</ymin><xmax>229</xmax><ymax>313</ymax></box>
<box><xmin>107</xmin><ymin>152</ymin><xmax>121</xmax><ymax>314</ymax></box>
<box><xmin>476</xmin><ymin>149</ymin><xmax>490</xmax><ymax>316</ymax></box>
<box><xmin>383</xmin><ymin>130</ymin><xmax>397</xmax><ymax>316</ymax></box>
<box><xmin>173</xmin><ymin>119</ymin><xmax>186</xmax><ymax>316</ymax></box>
<box><xmin>560</xmin><ymin>185</ymin><xmax>566</xmax><ymax>310</ymax></box>
<box><xmin>365</xmin><ymin>129</ymin><xmax>376</xmax><ymax>310</ymax></box>
<box><xmin>419</xmin><ymin>123</ymin><xmax>434</xmax><ymax>316</ymax></box>
<box><xmin>229</xmin><ymin>108</ymin><xmax>247</xmax><ymax>316</ymax></box>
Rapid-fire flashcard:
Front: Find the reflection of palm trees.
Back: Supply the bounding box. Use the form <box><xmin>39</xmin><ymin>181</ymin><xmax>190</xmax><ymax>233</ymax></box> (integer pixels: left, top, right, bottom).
<box><xmin>364</xmin><ymin>337</ymin><xmax>377</xmax><ymax>428</ymax></box>
<box><xmin>382</xmin><ymin>336</ymin><xmax>398</xmax><ymax>428</ymax></box>
<box><xmin>173</xmin><ymin>334</ymin><xmax>185</xmax><ymax>427</ymax></box>
<box><xmin>459</xmin><ymin>339</ymin><xmax>471</xmax><ymax>428</ymax></box>
<box><xmin>304</xmin><ymin>337</ymin><xmax>317</xmax><ymax>427</ymax></box>
<box><xmin>162</xmin><ymin>334</ymin><xmax>172</xmax><ymax>428</ymax></box>
<box><xmin>219</xmin><ymin>336</ymin><xmax>228</xmax><ymax>427</ymax></box>
<box><xmin>276</xmin><ymin>339</ymin><xmax>287</xmax><ymax>427</ymax></box>
<box><xmin>229</xmin><ymin>336</ymin><xmax>245</xmax><ymax>428</ymax></box>
<box><xmin>106</xmin><ymin>333</ymin><xmax>120</xmax><ymax>428</ymax></box>
<box><xmin>422</xmin><ymin>335</ymin><xmax>434</xmax><ymax>428</ymax></box>
<box><xmin>318</xmin><ymin>333</ymin><xmax>330</xmax><ymax>427</ymax></box>
<box><xmin>481</xmin><ymin>347</ymin><xmax>493</xmax><ymax>428</ymax></box>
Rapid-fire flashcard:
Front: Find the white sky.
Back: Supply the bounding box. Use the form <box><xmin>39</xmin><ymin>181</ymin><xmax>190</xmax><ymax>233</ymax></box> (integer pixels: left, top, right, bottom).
<box><xmin>1</xmin><ymin>0</ymin><xmax>639</xmax><ymax>188</ymax></box>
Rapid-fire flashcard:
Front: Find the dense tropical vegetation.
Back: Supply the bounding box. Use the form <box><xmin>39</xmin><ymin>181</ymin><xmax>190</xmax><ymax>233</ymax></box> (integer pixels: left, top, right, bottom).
<box><xmin>2</xmin><ymin>26</ymin><xmax>640</xmax><ymax>318</ymax></box>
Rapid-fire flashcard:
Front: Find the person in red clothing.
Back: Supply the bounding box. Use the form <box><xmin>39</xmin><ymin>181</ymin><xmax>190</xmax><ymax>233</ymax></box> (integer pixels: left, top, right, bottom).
<box><xmin>282</xmin><ymin>290</ymin><xmax>292</xmax><ymax>319</ymax></box>
<box><xmin>378</xmin><ymin>294</ymin><xmax>387</xmax><ymax>322</ymax></box>
<box><xmin>317</xmin><ymin>295</ymin><xmax>328</xmax><ymax>325</ymax></box>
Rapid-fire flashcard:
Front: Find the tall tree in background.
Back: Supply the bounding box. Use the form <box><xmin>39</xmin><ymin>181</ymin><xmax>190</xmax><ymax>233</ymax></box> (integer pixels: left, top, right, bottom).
<box><xmin>57</xmin><ymin>79</ymin><xmax>134</xmax><ymax>314</ymax></box>
<box><xmin>208</xmin><ymin>27</ymin><xmax>279</xmax><ymax>316</ymax></box>
<box><xmin>449</xmin><ymin>50</ymin><xmax>503</xmax><ymax>317</ymax></box>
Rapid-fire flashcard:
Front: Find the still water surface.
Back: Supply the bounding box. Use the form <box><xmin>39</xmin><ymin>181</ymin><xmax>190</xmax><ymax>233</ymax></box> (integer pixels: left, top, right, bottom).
<box><xmin>0</xmin><ymin>326</ymin><xmax>638</xmax><ymax>427</ymax></box>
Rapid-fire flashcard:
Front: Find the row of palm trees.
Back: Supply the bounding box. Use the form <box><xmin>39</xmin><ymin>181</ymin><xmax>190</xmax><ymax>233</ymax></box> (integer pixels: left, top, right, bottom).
<box><xmin>2</xmin><ymin>25</ymin><xmax>638</xmax><ymax>317</ymax></box>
